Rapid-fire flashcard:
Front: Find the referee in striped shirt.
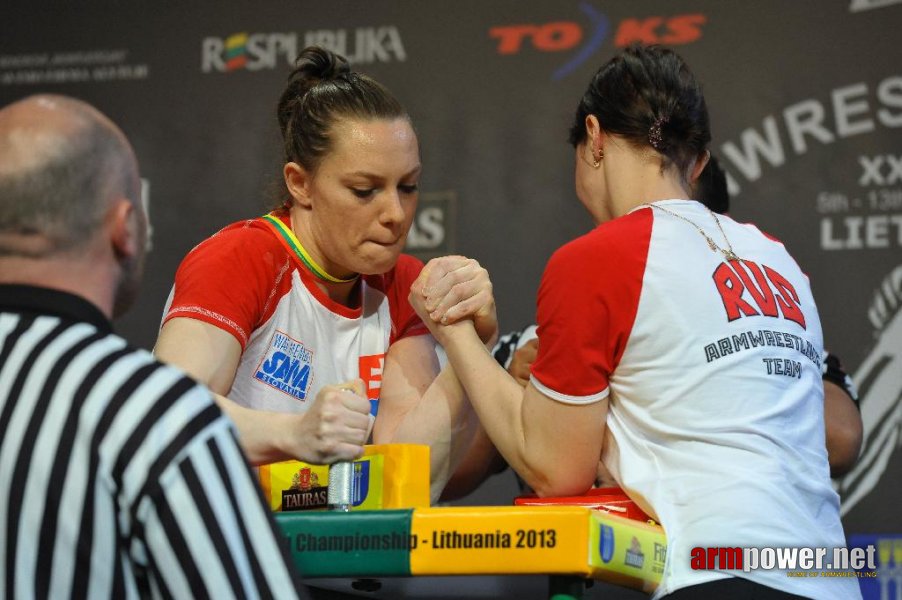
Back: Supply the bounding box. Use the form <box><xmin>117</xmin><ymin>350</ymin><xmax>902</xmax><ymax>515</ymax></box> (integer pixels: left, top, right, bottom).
<box><xmin>0</xmin><ymin>95</ymin><xmax>309</xmax><ymax>598</ymax></box>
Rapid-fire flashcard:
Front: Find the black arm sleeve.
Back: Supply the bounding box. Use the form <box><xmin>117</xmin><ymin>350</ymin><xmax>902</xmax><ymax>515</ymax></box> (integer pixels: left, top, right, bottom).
<box><xmin>822</xmin><ymin>351</ymin><xmax>859</xmax><ymax>409</ymax></box>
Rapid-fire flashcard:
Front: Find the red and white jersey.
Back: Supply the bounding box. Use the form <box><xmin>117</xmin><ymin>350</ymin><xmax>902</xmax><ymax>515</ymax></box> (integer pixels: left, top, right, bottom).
<box><xmin>532</xmin><ymin>200</ymin><xmax>858</xmax><ymax>599</ymax></box>
<box><xmin>162</xmin><ymin>212</ymin><xmax>428</xmax><ymax>413</ymax></box>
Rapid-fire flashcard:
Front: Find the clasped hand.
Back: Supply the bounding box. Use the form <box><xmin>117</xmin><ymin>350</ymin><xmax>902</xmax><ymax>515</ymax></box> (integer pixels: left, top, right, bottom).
<box><xmin>409</xmin><ymin>255</ymin><xmax>498</xmax><ymax>345</ymax></box>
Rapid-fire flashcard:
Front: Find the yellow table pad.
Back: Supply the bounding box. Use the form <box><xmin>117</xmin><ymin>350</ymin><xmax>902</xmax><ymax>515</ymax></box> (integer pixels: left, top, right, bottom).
<box><xmin>588</xmin><ymin>510</ymin><xmax>666</xmax><ymax>593</ymax></box>
<box><xmin>410</xmin><ymin>506</ymin><xmax>591</xmax><ymax>575</ymax></box>
<box><xmin>259</xmin><ymin>444</ymin><xmax>430</xmax><ymax>512</ymax></box>
<box><xmin>276</xmin><ymin>505</ymin><xmax>665</xmax><ymax>592</ymax></box>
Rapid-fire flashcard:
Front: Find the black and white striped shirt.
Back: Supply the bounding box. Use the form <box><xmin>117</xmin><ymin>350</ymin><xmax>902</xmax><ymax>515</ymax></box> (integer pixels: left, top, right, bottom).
<box><xmin>0</xmin><ymin>285</ymin><xmax>306</xmax><ymax>599</ymax></box>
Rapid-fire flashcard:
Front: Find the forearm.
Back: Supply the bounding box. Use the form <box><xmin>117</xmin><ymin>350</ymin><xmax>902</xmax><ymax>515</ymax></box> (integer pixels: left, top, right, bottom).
<box><xmin>437</xmin><ymin>325</ymin><xmax>538</xmax><ymax>485</ymax></box>
<box><xmin>214</xmin><ymin>393</ymin><xmax>294</xmax><ymax>465</ymax></box>
<box><xmin>440</xmin><ymin>323</ymin><xmax>602</xmax><ymax>496</ymax></box>
<box><xmin>378</xmin><ymin>363</ymin><xmax>478</xmax><ymax>500</ymax></box>
<box><xmin>440</xmin><ymin>424</ymin><xmax>506</xmax><ymax>501</ymax></box>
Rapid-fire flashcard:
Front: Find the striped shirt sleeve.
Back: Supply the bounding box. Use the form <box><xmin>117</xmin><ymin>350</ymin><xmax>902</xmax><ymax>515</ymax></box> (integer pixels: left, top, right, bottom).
<box><xmin>126</xmin><ymin>383</ymin><xmax>306</xmax><ymax>599</ymax></box>
<box><xmin>0</xmin><ymin>307</ymin><xmax>307</xmax><ymax>599</ymax></box>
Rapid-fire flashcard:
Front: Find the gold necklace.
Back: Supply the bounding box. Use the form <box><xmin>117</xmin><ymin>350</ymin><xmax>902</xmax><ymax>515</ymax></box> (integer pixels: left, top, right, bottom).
<box><xmin>641</xmin><ymin>202</ymin><xmax>740</xmax><ymax>261</ymax></box>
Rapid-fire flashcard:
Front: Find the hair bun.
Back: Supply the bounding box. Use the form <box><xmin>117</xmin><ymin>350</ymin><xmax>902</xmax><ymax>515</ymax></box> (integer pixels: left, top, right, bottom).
<box><xmin>291</xmin><ymin>46</ymin><xmax>350</xmax><ymax>89</ymax></box>
<box><xmin>276</xmin><ymin>44</ymin><xmax>406</xmax><ymax>174</ymax></box>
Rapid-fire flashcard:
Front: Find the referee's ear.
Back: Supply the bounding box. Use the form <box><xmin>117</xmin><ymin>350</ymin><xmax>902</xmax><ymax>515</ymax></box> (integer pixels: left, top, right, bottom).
<box><xmin>108</xmin><ymin>198</ymin><xmax>142</xmax><ymax>261</ymax></box>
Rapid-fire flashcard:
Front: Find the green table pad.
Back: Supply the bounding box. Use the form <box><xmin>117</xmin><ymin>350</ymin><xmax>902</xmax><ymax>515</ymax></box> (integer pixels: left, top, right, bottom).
<box><xmin>276</xmin><ymin>510</ymin><xmax>414</xmax><ymax>577</ymax></box>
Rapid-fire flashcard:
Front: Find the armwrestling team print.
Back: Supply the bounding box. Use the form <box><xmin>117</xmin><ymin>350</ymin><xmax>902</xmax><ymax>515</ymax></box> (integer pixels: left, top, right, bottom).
<box><xmin>706</xmin><ymin>259</ymin><xmax>818</xmax><ymax>380</ymax></box>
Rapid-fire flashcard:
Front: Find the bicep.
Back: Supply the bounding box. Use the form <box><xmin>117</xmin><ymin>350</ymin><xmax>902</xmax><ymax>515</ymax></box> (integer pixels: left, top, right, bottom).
<box><xmin>154</xmin><ymin>317</ymin><xmax>243</xmax><ymax>396</ymax></box>
<box><xmin>372</xmin><ymin>334</ymin><xmax>440</xmax><ymax>442</ymax></box>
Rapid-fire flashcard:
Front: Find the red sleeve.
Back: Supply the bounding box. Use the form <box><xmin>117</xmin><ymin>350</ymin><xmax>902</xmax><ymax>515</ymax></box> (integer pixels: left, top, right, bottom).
<box><xmin>162</xmin><ymin>221</ymin><xmax>289</xmax><ymax>350</ymax></box>
<box><xmin>384</xmin><ymin>254</ymin><xmax>429</xmax><ymax>344</ymax></box>
<box><xmin>530</xmin><ymin>210</ymin><xmax>652</xmax><ymax>403</ymax></box>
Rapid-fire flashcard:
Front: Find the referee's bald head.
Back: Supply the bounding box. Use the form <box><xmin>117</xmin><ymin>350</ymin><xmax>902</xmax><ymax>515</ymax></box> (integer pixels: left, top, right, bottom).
<box><xmin>0</xmin><ymin>94</ymin><xmax>141</xmax><ymax>257</ymax></box>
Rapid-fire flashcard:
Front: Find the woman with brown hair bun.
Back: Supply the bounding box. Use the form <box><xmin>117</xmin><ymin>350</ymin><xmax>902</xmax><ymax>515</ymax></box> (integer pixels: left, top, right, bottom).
<box><xmin>155</xmin><ymin>46</ymin><xmax>497</xmax><ymax>500</ymax></box>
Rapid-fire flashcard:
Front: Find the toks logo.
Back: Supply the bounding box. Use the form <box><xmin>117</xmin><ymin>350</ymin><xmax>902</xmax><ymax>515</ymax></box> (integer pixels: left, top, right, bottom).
<box><xmin>489</xmin><ymin>2</ymin><xmax>706</xmax><ymax>79</ymax></box>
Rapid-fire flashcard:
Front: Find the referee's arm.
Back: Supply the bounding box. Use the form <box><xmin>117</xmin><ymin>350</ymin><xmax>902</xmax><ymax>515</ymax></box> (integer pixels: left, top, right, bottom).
<box><xmin>137</xmin><ymin>391</ymin><xmax>307</xmax><ymax>599</ymax></box>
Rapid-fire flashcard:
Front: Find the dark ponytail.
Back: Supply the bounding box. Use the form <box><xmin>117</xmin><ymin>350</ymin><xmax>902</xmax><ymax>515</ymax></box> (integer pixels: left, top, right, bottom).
<box><xmin>568</xmin><ymin>44</ymin><xmax>710</xmax><ymax>178</ymax></box>
<box><xmin>277</xmin><ymin>46</ymin><xmax>407</xmax><ymax>172</ymax></box>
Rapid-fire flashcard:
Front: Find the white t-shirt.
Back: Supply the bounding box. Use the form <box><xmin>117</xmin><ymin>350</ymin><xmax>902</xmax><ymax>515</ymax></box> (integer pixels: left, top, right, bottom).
<box><xmin>163</xmin><ymin>212</ymin><xmax>428</xmax><ymax>411</ymax></box>
<box><xmin>531</xmin><ymin>200</ymin><xmax>859</xmax><ymax>599</ymax></box>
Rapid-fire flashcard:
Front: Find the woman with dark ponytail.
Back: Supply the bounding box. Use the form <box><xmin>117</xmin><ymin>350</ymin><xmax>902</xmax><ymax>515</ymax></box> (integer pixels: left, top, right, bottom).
<box><xmin>412</xmin><ymin>45</ymin><xmax>858</xmax><ymax>599</ymax></box>
<box><xmin>155</xmin><ymin>47</ymin><xmax>497</xmax><ymax>500</ymax></box>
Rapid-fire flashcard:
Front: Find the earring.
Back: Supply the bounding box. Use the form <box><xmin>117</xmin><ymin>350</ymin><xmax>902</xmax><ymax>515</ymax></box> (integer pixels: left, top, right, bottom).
<box><xmin>592</xmin><ymin>148</ymin><xmax>604</xmax><ymax>168</ymax></box>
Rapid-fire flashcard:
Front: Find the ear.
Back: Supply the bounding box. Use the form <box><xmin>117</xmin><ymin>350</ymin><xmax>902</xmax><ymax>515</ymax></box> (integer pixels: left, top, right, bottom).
<box><xmin>283</xmin><ymin>161</ymin><xmax>313</xmax><ymax>209</ymax></box>
<box><xmin>689</xmin><ymin>150</ymin><xmax>711</xmax><ymax>183</ymax></box>
<box><xmin>109</xmin><ymin>199</ymin><xmax>140</xmax><ymax>260</ymax></box>
<box><xmin>584</xmin><ymin>114</ymin><xmax>605</xmax><ymax>157</ymax></box>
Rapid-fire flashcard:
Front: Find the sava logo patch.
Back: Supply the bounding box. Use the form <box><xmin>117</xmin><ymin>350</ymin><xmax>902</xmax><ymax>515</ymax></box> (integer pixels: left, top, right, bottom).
<box><xmin>254</xmin><ymin>330</ymin><xmax>314</xmax><ymax>400</ymax></box>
